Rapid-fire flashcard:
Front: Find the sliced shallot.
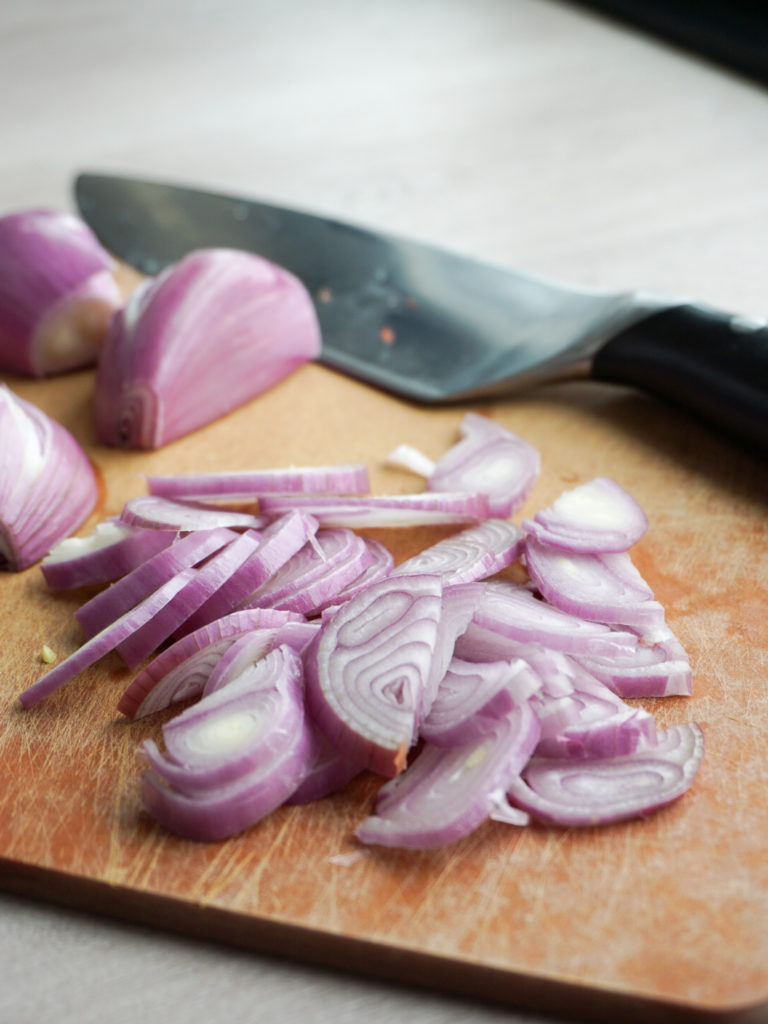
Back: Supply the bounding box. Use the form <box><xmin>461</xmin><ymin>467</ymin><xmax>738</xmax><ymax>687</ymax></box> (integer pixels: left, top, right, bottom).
<box><xmin>388</xmin><ymin>413</ymin><xmax>540</xmax><ymax>517</ymax></box>
<box><xmin>18</xmin><ymin>570</ymin><xmax>192</xmax><ymax>709</ymax></box>
<box><xmin>453</xmin><ymin>581</ymin><xmax>639</xmax><ymax>661</ymax></box>
<box><xmin>391</xmin><ymin>518</ymin><xmax>523</xmax><ymax>585</ymax></box>
<box><xmin>117</xmin><ymin>612</ymin><xmax>314</xmax><ymax>719</ymax></box>
<box><xmin>304</xmin><ymin>573</ymin><xmax>443</xmax><ymax>777</ymax></box>
<box><xmin>115</xmin><ymin>531</ymin><xmax>262</xmax><ymax>668</ymax></box>
<box><xmin>421</xmin><ymin>656</ymin><xmax>542</xmax><ymax>747</ymax></box>
<box><xmin>507</xmin><ymin>723</ymin><xmax>704</xmax><ymax>826</ymax></box>
<box><xmin>522</xmin><ymin>476</ymin><xmax>648</xmax><ymax>553</ymax></box>
<box><xmin>355</xmin><ymin>702</ymin><xmax>541</xmax><ymax>849</ymax></box>
<box><xmin>140</xmin><ymin>646</ymin><xmax>312</xmax><ymax>840</ymax></box>
<box><xmin>524</xmin><ymin>535</ymin><xmax>668</xmax><ymax>641</ymax></box>
<box><xmin>75</xmin><ymin>528</ymin><xmax>235</xmax><ymax>639</ymax></box>
<box><xmin>120</xmin><ymin>495</ymin><xmax>266</xmax><ymax>533</ymax></box>
<box><xmin>176</xmin><ymin>511</ymin><xmax>320</xmax><ymax>634</ymax></box>
<box><xmin>239</xmin><ymin>528</ymin><xmax>373</xmax><ymax>616</ymax></box>
<box><xmin>576</xmin><ymin>631</ymin><xmax>693</xmax><ymax>698</ymax></box>
<box><xmin>41</xmin><ymin>520</ymin><xmax>175</xmax><ymax>590</ymax></box>
<box><xmin>530</xmin><ymin>660</ymin><xmax>657</xmax><ymax>760</ymax></box>
<box><xmin>145</xmin><ymin>464</ymin><xmax>370</xmax><ymax>501</ymax></box>
<box><xmin>256</xmin><ymin>491</ymin><xmax>491</xmax><ymax>528</ymax></box>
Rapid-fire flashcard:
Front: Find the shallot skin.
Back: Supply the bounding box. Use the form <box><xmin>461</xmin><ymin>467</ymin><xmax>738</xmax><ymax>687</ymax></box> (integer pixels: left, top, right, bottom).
<box><xmin>94</xmin><ymin>248</ymin><xmax>321</xmax><ymax>450</ymax></box>
<box><xmin>0</xmin><ymin>208</ymin><xmax>120</xmax><ymax>377</ymax></box>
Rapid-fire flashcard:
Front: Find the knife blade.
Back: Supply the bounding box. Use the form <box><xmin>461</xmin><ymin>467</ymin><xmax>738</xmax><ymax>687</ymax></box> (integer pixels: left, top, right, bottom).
<box><xmin>74</xmin><ymin>172</ymin><xmax>768</xmax><ymax>454</ymax></box>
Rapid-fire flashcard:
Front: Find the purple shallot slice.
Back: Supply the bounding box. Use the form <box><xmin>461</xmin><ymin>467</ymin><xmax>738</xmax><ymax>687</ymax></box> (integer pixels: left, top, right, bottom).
<box><xmin>391</xmin><ymin>518</ymin><xmax>523</xmax><ymax>585</ymax></box>
<box><xmin>355</xmin><ymin>701</ymin><xmax>541</xmax><ymax>849</ymax></box>
<box><xmin>140</xmin><ymin>646</ymin><xmax>312</xmax><ymax>840</ymax></box>
<box><xmin>507</xmin><ymin>723</ymin><xmax>704</xmax><ymax>826</ymax></box>
<box><xmin>524</xmin><ymin>535</ymin><xmax>668</xmax><ymax>641</ymax></box>
<box><xmin>304</xmin><ymin>573</ymin><xmax>444</xmax><ymax>778</ymax></box>
<box><xmin>522</xmin><ymin>476</ymin><xmax>648</xmax><ymax>553</ymax></box>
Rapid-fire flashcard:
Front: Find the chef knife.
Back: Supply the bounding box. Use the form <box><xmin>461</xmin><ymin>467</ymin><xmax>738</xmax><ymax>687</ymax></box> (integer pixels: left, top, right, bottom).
<box><xmin>74</xmin><ymin>172</ymin><xmax>768</xmax><ymax>455</ymax></box>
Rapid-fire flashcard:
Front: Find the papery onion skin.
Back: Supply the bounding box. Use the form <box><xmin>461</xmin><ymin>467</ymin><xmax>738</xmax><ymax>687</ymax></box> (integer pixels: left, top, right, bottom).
<box><xmin>0</xmin><ymin>209</ymin><xmax>120</xmax><ymax>377</ymax></box>
<box><xmin>507</xmin><ymin>723</ymin><xmax>704</xmax><ymax>827</ymax></box>
<box><xmin>304</xmin><ymin>573</ymin><xmax>443</xmax><ymax>778</ymax></box>
<box><xmin>0</xmin><ymin>385</ymin><xmax>97</xmax><ymax>571</ymax></box>
<box><xmin>94</xmin><ymin>248</ymin><xmax>321</xmax><ymax>450</ymax></box>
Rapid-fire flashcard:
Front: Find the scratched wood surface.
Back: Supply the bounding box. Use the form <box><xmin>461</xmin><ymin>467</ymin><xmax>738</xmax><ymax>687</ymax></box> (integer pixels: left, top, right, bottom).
<box><xmin>1</xmin><ymin>350</ymin><xmax>766</xmax><ymax>1020</ymax></box>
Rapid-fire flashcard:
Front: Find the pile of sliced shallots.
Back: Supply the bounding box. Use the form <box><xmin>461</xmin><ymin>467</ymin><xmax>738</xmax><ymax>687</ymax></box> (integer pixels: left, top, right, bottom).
<box><xmin>21</xmin><ymin>413</ymin><xmax>703</xmax><ymax>848</ymax></box>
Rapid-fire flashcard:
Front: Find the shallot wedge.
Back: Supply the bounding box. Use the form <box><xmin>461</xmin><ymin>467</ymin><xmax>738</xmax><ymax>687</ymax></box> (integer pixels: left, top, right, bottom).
<box><xmin>118</xmin><ymin>612</ymin><xmax>314</xmax><ymax>719</ymax></box>
<box><xmin>145</xmin><ymin>464</ymin><xmax>370</xmax><ymax>501</ymax></box>
<box><xmin>304</xmin><ymin>573</ymin><xmax>444</xmax><ymax>778</ymax></box>
<box><xmin>41</xmin><ymin>521</ymin><xmax>175</xmax><ymax>590</ymax></box>
<box><xmin>523</xmin><ymin>536</ymin><xmax>668</xmax><ymax>641</ymax></box>
<box><xmin>388</xmin><ymin>413</ymin><xmax>540</xmax><ymax>517</ymax></box>
<box><xmin>94</xmin><ymin>248</ymin><xmax>321</xmax><ymax>449</ymax></box>
<box><xmin>140</xmin><ymin>646</ymin><xmax>312</xmax><ymax>840</ymax></box>
<box><xmin>0</xmin><ymin>208</ymin><xmax>120</xmax><ymax>377</ymax></box>
<box><xmin>256</xmin><ymin>491</ymin><xmax>491</xmax><ymax>528</ymax></box>
<box><xmin>391</xmin><ymin>518</ymin><xmax>523</xmax><ymax>585</ymax></box>
<box><xmin>522</xmin><ymin>476</ymin><xmax>648</xmax><ymax>553</ymax></box>
<box><xmin>355</xmin><ymin>702</ymin><xmax>541</xmax><ymax>849</ymax></box>
<box><xmin>120</xmin><ymin>495</ymin><xmax>266</xmax><ymax>533</ymax></box>
<box><xmin>507</xmin><ymin>723</ymin><xmax>704</xmax><ymax>827</ymax></box>
<box><xmin>0</xmin><ymin>386</ymin><xmax>97</xmax><ymax>570</ymax></box>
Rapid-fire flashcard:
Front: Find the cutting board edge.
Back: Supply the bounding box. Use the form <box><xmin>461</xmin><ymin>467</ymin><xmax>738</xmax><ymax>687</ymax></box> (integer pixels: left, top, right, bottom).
<box><xmin>1</xmin><ymin>855</ymin><xmax>764</xmax><ymax>1024</ymax></box>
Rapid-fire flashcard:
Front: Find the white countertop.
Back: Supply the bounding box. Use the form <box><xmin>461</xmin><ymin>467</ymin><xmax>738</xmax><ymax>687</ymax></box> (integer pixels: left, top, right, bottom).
<box><xmin>2</xmin><ymin>2</ymin><xmax>767</xmax><ymax>1021</ymax></box>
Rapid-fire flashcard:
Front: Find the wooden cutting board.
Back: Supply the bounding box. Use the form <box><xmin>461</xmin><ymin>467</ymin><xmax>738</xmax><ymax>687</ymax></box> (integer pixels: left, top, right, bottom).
<box><xmin>1</xmin><ymin>351</ymin><xmax>766</xmax><ymax>1022</ymax></box>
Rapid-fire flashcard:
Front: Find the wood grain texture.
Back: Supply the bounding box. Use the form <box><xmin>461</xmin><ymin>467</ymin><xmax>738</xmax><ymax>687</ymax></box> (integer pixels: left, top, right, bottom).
<box><xmin>2</xmin><ymin>0</ymin><xmax>768</xmax><ymax>1020</ymax></box>
<box><xmin>1</xmin><ymin>354</ymin><xmax>766</xmax><ymax>1019</ymax></box>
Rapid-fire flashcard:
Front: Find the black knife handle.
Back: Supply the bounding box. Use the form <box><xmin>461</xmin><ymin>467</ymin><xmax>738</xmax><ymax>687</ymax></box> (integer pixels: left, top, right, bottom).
<box><xmin>592</xmin><ymin>303</ymin><xmax>768</xmax><ymax>455</ymax></box>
